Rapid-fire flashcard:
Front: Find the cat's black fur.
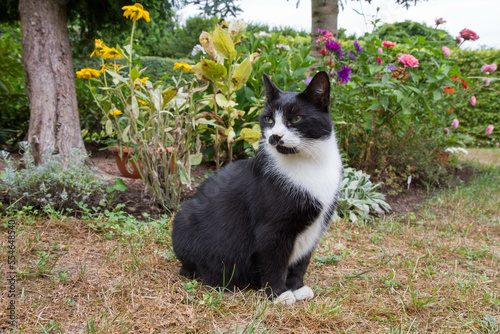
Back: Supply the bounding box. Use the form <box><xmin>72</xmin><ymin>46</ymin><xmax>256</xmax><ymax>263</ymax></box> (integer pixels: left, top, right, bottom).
<box><xmin>172</xmin><ymin>71</ymin><xmax>342</xmax><ymax>301</ymax></box>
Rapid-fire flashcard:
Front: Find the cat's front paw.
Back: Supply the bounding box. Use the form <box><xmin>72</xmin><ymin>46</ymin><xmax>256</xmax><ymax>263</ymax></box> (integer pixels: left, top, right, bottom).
<box><xmin>274</xmin><ymin>290</ymin><xmax>296</xmax><ymax>306</ymax></box>
<box><xmin>293</xmin><ymin>285</ymin><xmax>314</xmax><ymax>301</ymax></box>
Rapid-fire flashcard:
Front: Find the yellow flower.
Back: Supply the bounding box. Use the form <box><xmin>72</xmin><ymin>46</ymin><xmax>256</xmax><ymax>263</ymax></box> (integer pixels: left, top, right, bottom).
<box><xmin>90</xmin><ymin>39</ymin><xmax>107</xmax><ymax>57</ymax></box>
<box><xmin>138</xmin><ymin>99</ymin><xmax>148</xmax><ymax>105</ymax></box>
<box><xmin>101</xmin><ymin>46</ymin><xmax>122</xmax><ymax>60</ymax></box>
<box><xmin>109</xmin><ymin>109</ymin><xmax>123</xmax><ymax>116</ymax></box>
<box><xmin>134</xmin><ymin>77</ymin><xmax>149</xmax><ymax>89</ymax></box>
<box><xmin>122</xmin><ymin>3</ymin><xmax>150</xmax><ymax>22</ymax></box>
<box><xmin>173</xmin><ymin>62</ymin><xmax>192</xmax><ymax>72</ymax></box>
<box><xmin>76</xmin><ymin>68</ymin><xmax>101</xmax><ymax>79</ymax></box>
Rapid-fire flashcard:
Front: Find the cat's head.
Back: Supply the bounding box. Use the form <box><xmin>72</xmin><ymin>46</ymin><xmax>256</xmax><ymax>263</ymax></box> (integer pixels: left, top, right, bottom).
<box><xmin>260</xmin><ymin>71</ymin><xmax>333</xmax><ymax>155</ymax></box>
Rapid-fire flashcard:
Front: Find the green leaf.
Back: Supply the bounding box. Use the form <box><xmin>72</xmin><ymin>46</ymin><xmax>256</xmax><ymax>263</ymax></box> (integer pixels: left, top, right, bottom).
<box><xmin>239</xmin><ymin>127</ymin><xmax>262</xmax><ymax>145</ymax></box>
<box><xmin>231</xmin><ymin>55</ymin><xmax>254</xmax><ymax>90</ymax></box>
<box><xmin>122</xmin><ymin>125</ymin><xmax>130</xmax><ymax>143</ymax></box>
<box><xmin>105</xmin><ymin>119</ymin><xmax>113</xmax><ymax>136</ymax></box>
<box><xmin>190</xmin><ymin>153</ymin><xmax>203</xmax><ymax>166</ymax></box>
<box><xmin>212</xmin><ymin>25</ymin><xmax>236</xmax><ymax>61</ymax></box>
<box><xmin>113</xmin><ymin>178</ymin><xmax>128</xmax><ymax>191</ymax></box>
<box><xmin>192</xmin><ymin>59</ymin><xmax>227</xmax><ymax>83</ymax></box>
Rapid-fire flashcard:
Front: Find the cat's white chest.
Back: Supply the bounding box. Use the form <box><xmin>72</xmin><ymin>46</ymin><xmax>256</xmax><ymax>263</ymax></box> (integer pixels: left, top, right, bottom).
<box><xmin>268</xmin><ymin>134</ymin><xmax>342</xmax><ymax>265</ymax></box>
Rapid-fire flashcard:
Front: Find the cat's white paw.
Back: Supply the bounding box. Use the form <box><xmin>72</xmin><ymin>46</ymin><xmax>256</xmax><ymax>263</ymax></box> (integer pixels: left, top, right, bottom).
<box><xmin>274</xmin><ymin>290</ymin><xmax>296</xmax><ymax>306</ymax></box>
<box><xmin>293</xmin><ymin>285</ymin><xmax>314</xmax><ymax>301</ymax></box>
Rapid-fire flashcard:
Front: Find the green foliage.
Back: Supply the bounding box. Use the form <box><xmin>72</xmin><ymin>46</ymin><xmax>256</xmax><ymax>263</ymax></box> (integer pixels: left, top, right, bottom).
<box><xmin>0</xmin><ymin>142</ymin><xmax>106</xmax><ymax>211</ymax></box>
<box><xmin>0</xmin><ymin>23</ymin><xmax>29</xmax><ymax>149</ymax></box>
<box><xmin>373</xmin><ymin>20</ymin><xmax>456</xmax><ymax>48</ymax></box>
<box><xmin>141</xmin><ymin>56</ymin><xmax>195</xmax><ymax>83</ymax></box>
<box><xmin>336</xmin><ymin>167</ymin><xmax>391</xmax><ymax>222</ymax></box>
<box><xmin>449</xmin><ymin>49</ymin><xmax>499</xmax><ymax>146</ymax></box>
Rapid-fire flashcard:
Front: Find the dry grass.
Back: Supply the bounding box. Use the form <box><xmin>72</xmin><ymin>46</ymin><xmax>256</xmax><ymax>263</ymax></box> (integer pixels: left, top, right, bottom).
<box><xmin>1</xmin><ymin>168</ymin><xmax>499</xmax><ymax>333</ymax></box>
<box><xmin>459</xmin><ymin>148</ymin><xmax>500</xmax><ymax>168</ymax></box>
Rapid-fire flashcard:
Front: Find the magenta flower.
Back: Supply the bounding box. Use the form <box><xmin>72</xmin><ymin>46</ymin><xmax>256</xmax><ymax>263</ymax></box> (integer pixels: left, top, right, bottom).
<box><xmin>471</xmin><ymin>96</ymin><xmax>476</xmax><ymax>106</ymax></box>
<box><xmin>444</xmin><ymin>127</ymin><xmax>449</xmax><ymax>136</ymax></box>
<box><xmin>377</xmin><ymin>47</ymin><xmax>383</xmax><ymax>53</ymax></box>
<box><xmin>455</xmin><ymin>36</ymin><xmax>463</xmax><ymax>44</ymax></box>
<box><xmin>325</xmin><ymin>39</ymin><xmax>343</xmax><ymax>59</ymax></box>
<box><xmin>483</xmin><ymin>77</ymin><xmax>491</xmax><ymax>86</ymax></box>
<box><xmin>382</xmin><ymin>41</ymin><xmax>395</xmax><ymax>47</ymax></box>
<box><xmin>481</xmin><ymin>63</ymin><xmax>497</xmax><ymax>74</ymax></box>
<box><xmin>435</xmin><ymin>18</ymin><xmax>446</xmax><ymax>26</ymax></box>
<box><xmin>485</xmin><ymin>125</ymin><xmax>494</xmax><ymax>135</ymax></box>
<box><xmin>451</xmin><ymin>119</ymin><xmax>459</xmax><ymax>130</ymax></box>
<box><xmin>377</xmin><ymin>56</ymin><xmax>382</xmax><ymax>64</ymax></box>
<box><xmin>398</xmin><ymin>54</ymin><xmax>419</xmax><ymax>68</ymax></box>
<box><xmin>442</xmin><ymin>46</ymin><xmax>450</xmax><ymax>57</ymax></box>
<box><xmin>319</xmin><ymin>49</ymin><xmax>328</xmax><ymax>56</ymax></box>
<box><xmin>459</xmin><ymin>28</ymin><xmax>479</xmax><ymax>41</ymax></box>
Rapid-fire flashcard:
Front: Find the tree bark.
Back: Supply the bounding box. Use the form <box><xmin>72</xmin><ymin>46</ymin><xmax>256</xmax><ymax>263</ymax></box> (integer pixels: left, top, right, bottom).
<box><xmin>19</xmin><ymin>0</ymin><xmax>86</xmax><ymax>164</ymax></box>
<box><xmin>310</xmin><ymin>0</ymin><xmax>339</xmax><ymax>59</ymax></box>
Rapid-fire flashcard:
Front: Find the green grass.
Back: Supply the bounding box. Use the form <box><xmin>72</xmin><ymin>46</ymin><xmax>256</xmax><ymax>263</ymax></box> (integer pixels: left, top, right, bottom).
<box><xmin>1</xmin><ymin>166</ymin><xmax>499</xmax><ymax>333</ymax></box>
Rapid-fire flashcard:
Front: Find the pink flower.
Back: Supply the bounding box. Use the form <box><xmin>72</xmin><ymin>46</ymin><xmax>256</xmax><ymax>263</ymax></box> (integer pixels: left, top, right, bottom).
<box><xmin>485</xmin><ymin>125</ymin><xmax>494</xmax><ymax>135</ymax></box>
<box><xmin>444</xmin><ymin>127</ymin><xmax>449</xmax><ymax>136</ymax></box>
<box><xmin>451</xmin><ymin>119</ymin><xmax>459</xmax><ymax>130</ymax></box>
<box><xmin>319</xmin><ymin>49</ymin><xmax>328</xmax><ymax>56</ymax></box>
<box><xmin>459</xmin><ymin>28</ymin><xmax>479</xmax><ymax>41</ymax></box>
<box><xmin>471</xmin><ymin>96</ymin><xmax>476</xmax><ymax>106</ymax></box>
<box><xmin>435</xmin><ymin>18</ymin><xmax>446</xmax><ymax>26</ymax></box>
<box><xmin>398</xmin><ymin>54</ymin><xmax>419</xmax><ymax>68</ymax></box>
<box><xmin>382</xmin><ymin>41</ymin><xmax>395</xmax><ymax>47</ymax></box>
<box><xmin>483</xmin><ymin>77</ymin><xmax>491</xmax><ymax>86</ymax></box>
<box><xmin>481</xmin><ymin>63</ymin><xmax>497</xmax><ymax>74</ymax></box>
<box><xmin>377</xmin><ymin>56</ymin><xmax>382</xmax><ymax>64</ymax></box>
<box><xmin>442</xmin><ymin>46</ymin><xmax>450</xmax><ymax>57</ymax></box>
<box><xmin>378</xmin><ymin>47</ymin><xmax>383</xmax><ymax>53</ymax></box>
<box><xmin>455</xmin><ymin>36</ymin><xmax>463</xmax><ymax>44</ymax></box>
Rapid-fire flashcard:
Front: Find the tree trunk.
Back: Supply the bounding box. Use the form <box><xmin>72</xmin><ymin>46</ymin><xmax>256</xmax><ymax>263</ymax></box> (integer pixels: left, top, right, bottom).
<box><xmin>310</xmin><ymin>0</ymin><xmax>339</xmax><ymax>59</ymax></box>
<box><xmin>19</xmin><ymin>0</ymin><xmax>86</xmax><ymax>164</ymax></box>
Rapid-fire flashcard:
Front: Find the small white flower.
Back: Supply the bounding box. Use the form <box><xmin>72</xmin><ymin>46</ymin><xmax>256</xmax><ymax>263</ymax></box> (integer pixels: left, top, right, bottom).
<box><xmin>258</xmin><ymin>31</ymin><xmax>272</xmax><ymax>38</ymax></box>
<box><xmin>276</xmin><ymin>44</ymin><xmax>291</xmax><ymax>51</ymax></box>
<box><xmin>191</xmin><ymin>44</ymin><xmax>206</xmax><ymax>56</ymax></box>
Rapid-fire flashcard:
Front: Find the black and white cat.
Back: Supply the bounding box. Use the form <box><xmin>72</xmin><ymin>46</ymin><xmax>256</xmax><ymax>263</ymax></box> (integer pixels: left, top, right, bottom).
<box><xmin>172</xmin><ymin>71</ymin><xmax>342</xmax><ymax>305</ymax></box>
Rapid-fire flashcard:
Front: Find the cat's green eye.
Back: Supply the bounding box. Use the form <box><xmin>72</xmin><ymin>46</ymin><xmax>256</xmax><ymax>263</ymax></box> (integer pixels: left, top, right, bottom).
<box><xmin>291</xmin><ymin>116</ymin><xmax>302</xmax><ymax>123</ymax></box>
<box><xmin>264</xmin><ymin>116</ymin><xmax>274</xmax><ymax>124</ymax></box>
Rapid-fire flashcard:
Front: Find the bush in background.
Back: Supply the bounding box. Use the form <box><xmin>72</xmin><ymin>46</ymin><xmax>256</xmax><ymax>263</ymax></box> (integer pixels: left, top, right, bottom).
<box><xmin>0</xmin><ymin>23</ymin><xmax>29</xmax><ymax>150</ymax></box>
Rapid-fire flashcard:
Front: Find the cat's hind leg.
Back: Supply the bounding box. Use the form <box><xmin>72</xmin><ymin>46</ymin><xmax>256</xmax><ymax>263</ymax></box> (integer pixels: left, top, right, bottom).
<box><xmin>179</xmin><ymin>262</ymin><xmax>197</xmax><ymax>279</ymax></box>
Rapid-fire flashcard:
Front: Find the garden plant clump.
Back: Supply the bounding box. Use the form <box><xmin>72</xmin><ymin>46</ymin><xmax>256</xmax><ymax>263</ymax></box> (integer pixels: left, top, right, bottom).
<box><xmin>0</xmin><ymin>142</ymin><xmax>106</xmax><ymax>211</ymax></box>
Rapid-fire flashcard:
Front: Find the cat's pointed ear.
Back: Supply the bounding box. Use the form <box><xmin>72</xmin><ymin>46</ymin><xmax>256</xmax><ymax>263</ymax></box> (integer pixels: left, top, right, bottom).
<box><xmin>301</xmin><ymin>71</ymin><xmax>331</xmax><ymax>110</ymax></box>
<box><xmin>263</xmin><ymin>73</ymin><xmax>281</xmax><ymax>101</ymax></box>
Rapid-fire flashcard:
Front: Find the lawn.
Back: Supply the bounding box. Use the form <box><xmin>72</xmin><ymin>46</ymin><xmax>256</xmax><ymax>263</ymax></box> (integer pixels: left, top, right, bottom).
<box><xmin>1</xmin><ymin>164</ymin><xmax>499</xmax><ymax>333</ymax></box>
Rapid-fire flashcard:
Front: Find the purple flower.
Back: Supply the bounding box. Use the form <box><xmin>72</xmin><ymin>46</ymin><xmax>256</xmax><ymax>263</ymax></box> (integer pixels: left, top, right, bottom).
<box><xmin>386</xmin><ymin>64</ymin><xmax>396</xmax><ymax>72</ymax></box>
<box><xmin>317</xmin><ymin>28</ymin><xmax>328</xmax><ymax>35</ymax></box>
<box><xmin>347</xmin><ymin>52</ymin><xmax>357</xmax><ymax>60</ymax></box>
<box><xmin>337</xmin><ymin>65</ymin><xmax>351</xmax><ymax>83</ymax></box>
<box><xmin>305</xmin><ymin>76</ymin><xmax>313</xmax><ymax>86</ymax></box>
<box><xmin>353</xmin><ymin>40</ymin><xmax>363</xmax><ymax>53</ymax></box>
<box><xmin>325</xmin><ymin>40</ymin><xmax>343</xmax><ymax>59</ymax></box>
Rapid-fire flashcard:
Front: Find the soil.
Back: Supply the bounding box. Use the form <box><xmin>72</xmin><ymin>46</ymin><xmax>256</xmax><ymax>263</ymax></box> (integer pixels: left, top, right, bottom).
<box><xmin>0</xmin><ymin>142</ymin><xmax>478</xmax><ymax>219</ymax></box>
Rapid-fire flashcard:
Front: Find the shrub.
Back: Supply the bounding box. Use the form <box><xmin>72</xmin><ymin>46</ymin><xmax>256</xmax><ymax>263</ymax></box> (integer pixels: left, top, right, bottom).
<box><xmin>0</xmin><ymin>143</ymin><xmax>106</xmax><ymax>210</ymax></box>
